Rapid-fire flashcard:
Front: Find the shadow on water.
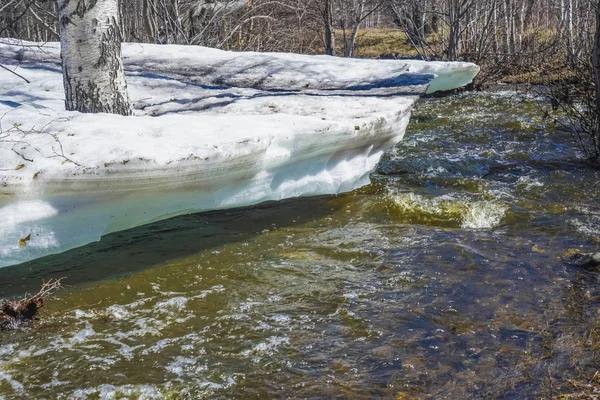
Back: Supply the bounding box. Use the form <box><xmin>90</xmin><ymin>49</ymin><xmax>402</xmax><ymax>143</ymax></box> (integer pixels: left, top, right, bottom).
<box><xmin>0</xmin><ymin>195</ymin><xmax>340</xmax><ymax>298</ymax></box>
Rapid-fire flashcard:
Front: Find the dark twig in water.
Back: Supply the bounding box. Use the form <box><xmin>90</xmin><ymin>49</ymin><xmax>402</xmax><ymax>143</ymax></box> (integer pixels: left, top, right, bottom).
<box><xmin>0</xmin><ymin>278</ymin><xmax>65</xmax><ymax>330</ymax></box>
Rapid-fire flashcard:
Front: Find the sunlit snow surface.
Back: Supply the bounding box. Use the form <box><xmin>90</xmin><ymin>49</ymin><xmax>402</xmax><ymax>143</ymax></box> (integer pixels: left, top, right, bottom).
<box><xmin>0</xmin><ymin>40</ymin><xmax>479</xmax><ymax>267</ymax></box>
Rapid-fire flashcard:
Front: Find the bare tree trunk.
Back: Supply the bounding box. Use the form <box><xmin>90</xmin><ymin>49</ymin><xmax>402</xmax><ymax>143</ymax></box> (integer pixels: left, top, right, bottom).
<box><xmin>143</xmin><ymin>0</ymin><xmax>156</xmax><ymax>42</ymax></box>
<box><xmin>344</xmin><ymin>22</ymin><xmax>360</xmax><ymax>57</ymax></box>
<box><xmin>566</xmin><ymin>0</ymin><xmax>575</xmax><ymax>64</ymax></box>
<box><xmin>431</xmin><ymin>1</ymin><xmax>439</xmax><ymax>33</ymax></box>
<box><xmin>57</xmin><ymin>0</ymin><xmax>133</xmax><ymax>115</ymax></box>
<box><xmin>344</xmin><ymin>2</ymin><xmax>364</xmax><ymax>57</ymax></box>
<box><xmin>447</xmin><ymin>0</ymin><xmax>462</xmax><ymax>61</ymax></box>
<box><xmin>27</xmin><ymin>6</ymin><xmax>59</xmax><ymax>39</ymax></box>
<box><xmin>418</xmin><ymin>3</ymin><xmax>425</xmax><ymax>39</ymax></box>
<box><xmin>324</xmin><ymin>0</ymin><xmax>335</xmax><ymax>56</ymax></box>
<box><xmin>447</xmin><ymin>21</ymin><xmax>460</xmax><ymax>60</ymax></box>
<box><xmin>492</xmin><ymin>0</ymin><xmax>500</xmax><ymax>59</ymax></box>
<box><xmin>502</xmin><ymin>0</ymin><xmax>510</xmax><ymax>59</ymax></box>
<box><xmin>508</xmin><ymin>0</ymin><xmax>516</xmax><ymax>56</ymax></box>
<box><xmin>518</xmin><ymin>0</ymin><xmax>525</xmax><ymax>50</ymax></box>
<box><xmin>593</xmin><ymin>0</ymin><xmax>600</xmax><ymax>159</ymax></box>
<box><xmin>171</xmin><ymin>0</ymin><xmax>182</xmax><ymax>43</ymax></box>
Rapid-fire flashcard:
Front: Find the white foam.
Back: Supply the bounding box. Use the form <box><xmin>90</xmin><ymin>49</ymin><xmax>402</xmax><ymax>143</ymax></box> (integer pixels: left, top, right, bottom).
<box><xmin>0</xmin><ymin>372</ymin><xmax>25</xmax><ymax>395</ymax></box>
<box><xmin>70</xmin><ymin>324</ymin><xmax>96</xmax><ymax>344</ymax></box>
<box><xmin>69</xmin><ymin>384</ymin><xmax>163</xmax><ymax>400</ymax></box>
<box><xmin>242</xmin><ymin>336</ymin><xmax>290</xmax><ymax>356</ymax></box>
<box><xmin>154</xmin><ymin>297</ymin><xmax>189</xmax><ymax>311</ymax></box>
<box><xmin>392</xmin><ymin>192</ymin><xmax>506</xmax><ymax>230</ymax></box>
<box><xmin>461</xmin><ymin>202</ymin><xmax>507</xmax><ymax>229</ymax></box>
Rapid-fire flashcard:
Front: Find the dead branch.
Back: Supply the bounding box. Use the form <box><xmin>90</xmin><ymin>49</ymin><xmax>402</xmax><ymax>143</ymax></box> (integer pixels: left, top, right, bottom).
<box><xmin>0</xmin><ymin>278</ymin><xmax>65</xmax><ymax>330</ymax></box>
<box><xmin>0</xmin><ymin>64</ymin><xmax>31</xmax><ymax>84</ymax></box>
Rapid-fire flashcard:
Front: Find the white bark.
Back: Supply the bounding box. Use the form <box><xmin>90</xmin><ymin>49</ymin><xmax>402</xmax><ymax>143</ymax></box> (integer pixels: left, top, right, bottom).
<box><xmin>566</xmin><ymin>0</ymin><xmax>574</xmax><ymax>63</ymax></box>
<box><xmin>502</xmin><ymin>0</ymin><xmax>510</xmax><ymax>57</ymax></box>
<box><xmin>57</xmin><ymin>0</ymin><xmax>132</xmax><ymax>115</ymax></box>
<box><xmin>593</xmin><ymin>0</ymin><xmax>600</xmax><ymax>158</ymax></box>
<box><xmin>344</xmin><ymin>1</ymin><xmax>364</xmax><ymax>57</ymax></box>
<box><xmin>324</xmin><ymin>0</ymin><xmax>335</xmax><ymax>56</ymax></box>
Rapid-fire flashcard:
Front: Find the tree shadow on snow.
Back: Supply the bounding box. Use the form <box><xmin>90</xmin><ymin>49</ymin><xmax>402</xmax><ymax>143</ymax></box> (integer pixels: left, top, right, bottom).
<box><xmin>127</xmin><ymin>59</ymin><xmax>431</xmax><ymax>116</ymax></box>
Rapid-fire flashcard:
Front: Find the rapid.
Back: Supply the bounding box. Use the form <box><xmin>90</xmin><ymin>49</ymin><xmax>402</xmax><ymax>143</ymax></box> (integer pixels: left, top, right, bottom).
<box><xmin>0</xmin><ymin>90</ymin><xmax>599</xmax><ymax>399</ymax></box>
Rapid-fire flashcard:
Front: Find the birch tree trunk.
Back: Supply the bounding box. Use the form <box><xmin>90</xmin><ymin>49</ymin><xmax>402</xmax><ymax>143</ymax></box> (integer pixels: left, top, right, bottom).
<box><xmin>492</xmin><ymin>0</ymin><xmax>499</xmax><ymax>60</ymax></box>
<box><xmin>566</xmin><ymin>0</ymin><xmax>574</xmax><ymax>64</ymax></box>
<box><xmin>324</xmin><ymin>0</ymin><xmax>335</xmax><ymax>56</ymax></box>
<box><xmin>447</xmin><ymin>1</ymin><xmax>461</xmax><ymax>61</ymax></box>
<box><xmin>593</xmin><ymin>0</ymin><xmax>600</xmax><ymax>159</ymax></box>
<box><xmin>344</xmin><ymin>2</ymin><xmax>364</xmax><ymax>57</ymax></box>
<box><xmin>502</xmin><ymin>0</ymin><xmax>510</xmax><ymax>59</ymax></box>
<box><xmin>431</xmin><ymin>2</ymin><xmax>439</xmax><ymax>33</ymax></box>
<box><xmin>143</xmin><ymin>0</ymin><xmax>156</xmax><ymax>42</ymax></box>
<box><xmin>344</xmin><ymin>22</ymin><xmax>360</xmax><ymax>57</ymax></box>
<box><xmin>57</xmin><ymin>0</ymin><xmax>133</xmax><ymax>115</ymax></box>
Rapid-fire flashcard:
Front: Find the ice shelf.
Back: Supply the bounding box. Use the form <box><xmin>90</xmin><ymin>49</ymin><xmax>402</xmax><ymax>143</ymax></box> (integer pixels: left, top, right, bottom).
<box><xmin>0</xmin><ymin>40</ymin><xmax>479</xmax><ymax>267</ymax></box>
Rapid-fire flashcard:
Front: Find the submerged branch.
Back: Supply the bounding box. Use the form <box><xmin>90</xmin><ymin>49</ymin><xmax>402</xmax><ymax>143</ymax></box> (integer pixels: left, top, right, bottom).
<box><xmin>0</xmin><ymin>278</ymin><xmax>65</xmax><ymax>330</ymax></box>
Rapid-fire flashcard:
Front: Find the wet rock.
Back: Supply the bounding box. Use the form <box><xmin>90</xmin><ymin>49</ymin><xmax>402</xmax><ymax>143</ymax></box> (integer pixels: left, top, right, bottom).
<box><xmin>563</xmin><ymin>252</ymin><xmax>600</xmax><ymax>269</ymax></box>
<box><xmin>0</xmin><ymin>298</ymin><xmax>43</xmax><ymax>330</ymax></box>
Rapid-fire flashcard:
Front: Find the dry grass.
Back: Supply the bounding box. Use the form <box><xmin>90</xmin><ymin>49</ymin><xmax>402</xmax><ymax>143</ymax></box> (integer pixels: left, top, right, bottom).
<box><xmin>330</xmin><ymin>28</ymin><xmax>435</xmax><ymax>59</ymax></box>
<box><xmin>350</xmin><ymin>28</ymin><xmax>416</xmax><ymax>58</ymax></box>
<box><xmin>335</xmin><ymin>27</ymin><xmax>573</xmax><ymax>87</ymax></box>
<box><xmin>501</xmin><ymin>68</ymin><xmax>577</xmax><ymax>85</ymax></box>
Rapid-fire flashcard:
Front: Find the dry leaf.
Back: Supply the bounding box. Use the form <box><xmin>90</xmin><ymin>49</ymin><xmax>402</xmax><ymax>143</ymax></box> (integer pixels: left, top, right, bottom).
<box><xmin>354</xmin><ymin>126</ymin><xmax>360</xmax><ymax>131</ymax></box>
<box><xmin>15</xmin><ymin>164</ymin><xmax>24</xmax><ymax>170</ymax></box>
<box><xmin>61</xmin><ymin>159</ymin><xmax>70</xmax><ymax>165</ymax></box>
<box><xmin>67</xmin><ymin>133</ymin><xmax>75</xmax><ymax>136</ymax></box>
<box><xmin>18</xmin><ymin>234</ymin><xmax>31</xmax><ymax>248</ymax></box>
<box><xmin>13</xmin><ymin>123</ymin><xmax>22</xmax><ymax>128</ymax></box>
<box><xmin>33</xmin><ymin>171</ymin><xmax>40</xmax><ymax>179</ymax></box>
<box><xmin>532</xmin><ymin>245</ymin><xmax>546</xmax><ymax>253</ymax></box>
<box><xmin>563</xmin><ymin>248</ymin><xmax>580</xmax><ymax>258</ymax></box>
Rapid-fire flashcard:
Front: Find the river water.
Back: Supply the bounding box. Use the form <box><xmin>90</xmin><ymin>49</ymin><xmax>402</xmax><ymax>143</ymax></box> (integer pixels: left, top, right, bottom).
<box><xmin>1</xmin><ymin>91</ymin><xmax>600</xmax><ymax>399</ymax></box>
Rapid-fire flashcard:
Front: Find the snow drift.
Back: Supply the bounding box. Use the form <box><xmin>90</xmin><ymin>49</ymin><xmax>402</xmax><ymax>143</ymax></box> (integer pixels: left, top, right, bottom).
<box><xmin>0</xmin><ymin>40</ymin><xmax>479</xmax><ymax>267</ymax></box>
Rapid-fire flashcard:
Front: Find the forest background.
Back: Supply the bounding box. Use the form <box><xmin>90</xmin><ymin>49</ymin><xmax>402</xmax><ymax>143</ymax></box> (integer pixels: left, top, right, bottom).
<box><xmin>2</xmin><ymin>0</ymin><xmax>600</xmax><ymax>161</ymax></box>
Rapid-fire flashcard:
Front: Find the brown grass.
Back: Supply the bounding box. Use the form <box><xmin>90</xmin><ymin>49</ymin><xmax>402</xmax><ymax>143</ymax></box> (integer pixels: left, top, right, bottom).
<box><xmin>330</xmin><ymin>28</ymin><xmax>427</xmax><ymax>59</ymax></box>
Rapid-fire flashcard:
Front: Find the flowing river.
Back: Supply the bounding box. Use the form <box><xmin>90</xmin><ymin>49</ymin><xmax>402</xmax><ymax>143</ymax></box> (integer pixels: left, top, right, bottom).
<box><xmin>1</xmin><ymin>90</ymin><xmax>599</xmax><ymax>399</ymax></box>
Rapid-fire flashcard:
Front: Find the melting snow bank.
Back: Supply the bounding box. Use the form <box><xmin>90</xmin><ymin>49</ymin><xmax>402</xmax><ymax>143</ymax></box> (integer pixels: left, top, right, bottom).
<box><xmin>0</xmin><ymin>40</ymin><xmax>479</xmax><ymax>94</ymax></box>
<box><xmin>0</xmin><ymin>40</ymin><xmax>479</xmax><ymax>267</ymax></box>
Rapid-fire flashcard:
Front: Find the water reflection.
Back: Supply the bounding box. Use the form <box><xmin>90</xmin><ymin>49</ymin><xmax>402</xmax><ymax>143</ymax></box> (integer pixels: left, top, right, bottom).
<box><xmin>0</xmin><ymin>195</ymin><xmax>340</xmax><ymax>298</ymax></box>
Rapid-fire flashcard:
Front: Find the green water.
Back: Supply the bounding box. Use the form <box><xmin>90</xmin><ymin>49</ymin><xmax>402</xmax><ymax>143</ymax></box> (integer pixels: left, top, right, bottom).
<box><xmin>1</xmin><ymin>91</ymin><xmax>600</xmax><ymax>399</ymax></box>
